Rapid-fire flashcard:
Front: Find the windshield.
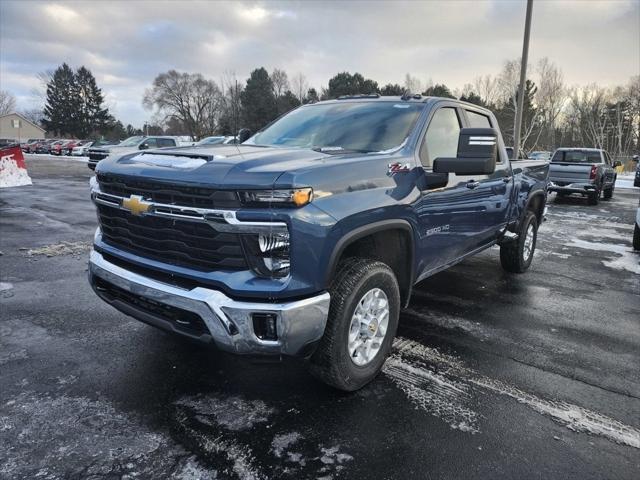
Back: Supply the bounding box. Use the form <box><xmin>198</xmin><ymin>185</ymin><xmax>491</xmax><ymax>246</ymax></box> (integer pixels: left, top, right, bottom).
<box><xmin>247</xmin><ymin>102</ymin><xmax>424</xmax><ymax>153</ymax></box>
<box><xmin>119</xmin><ymin>136</ymin><xmax>145</xmax><ymax>147</ymax></box>
<box><xmin>552</xmin><ymin>151</ymin><xmax>601</xmax><ymax>163</ymax></box>
<box><xmin>197</xmin><ymin>136</ymin><xmax>225</xmax><ymax>145</ymax></box>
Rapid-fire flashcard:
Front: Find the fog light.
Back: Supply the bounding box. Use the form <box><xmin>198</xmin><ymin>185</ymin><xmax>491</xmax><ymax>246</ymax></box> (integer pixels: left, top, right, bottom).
<box><xmin>252</xmin><ymin>313</ymin><xmax>278</xmax><ymax>341</ymax></box>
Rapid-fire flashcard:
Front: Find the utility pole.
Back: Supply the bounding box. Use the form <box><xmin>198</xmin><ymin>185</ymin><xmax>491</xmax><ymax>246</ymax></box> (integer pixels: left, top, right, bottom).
<box><xmin>513</xmin><ymin>0</ymin><xmax>533</xmax><ymax>159</ymax></box>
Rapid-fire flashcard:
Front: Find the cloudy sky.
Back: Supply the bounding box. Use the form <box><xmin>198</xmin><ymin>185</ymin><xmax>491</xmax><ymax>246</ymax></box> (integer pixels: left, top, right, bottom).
<box><xmin>1</xmin><ymin>0</ymin><xmax>638</xmax><ymax>126</ymax></box>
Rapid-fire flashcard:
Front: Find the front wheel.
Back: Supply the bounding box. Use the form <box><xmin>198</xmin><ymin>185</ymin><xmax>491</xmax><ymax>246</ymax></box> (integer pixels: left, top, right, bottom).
<box><xmin>308</xmin><ymin>258</ymin><xmax>400</xmax><ymax>391</ymax></box>
<box><xmin>500</xmin><ymin>211</ymin><xmax>538</xmax><ymax>273</ymax></box>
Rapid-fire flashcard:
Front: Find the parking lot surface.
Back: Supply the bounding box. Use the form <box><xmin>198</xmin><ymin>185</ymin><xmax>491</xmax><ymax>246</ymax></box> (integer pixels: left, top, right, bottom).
<box><xmin>1</xmin><ymin>157</ymin><xmax>639</xmax><ymax>479</ymax></box>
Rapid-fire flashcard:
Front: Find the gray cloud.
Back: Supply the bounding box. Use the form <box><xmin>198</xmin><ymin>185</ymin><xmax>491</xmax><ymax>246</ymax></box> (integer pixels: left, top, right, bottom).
<box><xmin>1</xmin><ymin>0</ymin><xmax>638</xmax><ymax>126</ymax></box>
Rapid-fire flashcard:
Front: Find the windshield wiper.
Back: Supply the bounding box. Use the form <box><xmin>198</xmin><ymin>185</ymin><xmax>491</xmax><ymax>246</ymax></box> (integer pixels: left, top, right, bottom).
<box><xmin>311</xmin><ymin>146</ymin><xmax>374</xmax><ymax>154</ymax></box>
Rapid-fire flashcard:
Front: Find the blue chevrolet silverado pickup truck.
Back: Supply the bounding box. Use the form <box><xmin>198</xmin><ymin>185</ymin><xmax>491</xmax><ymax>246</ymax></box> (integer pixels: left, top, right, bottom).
<box><xmin>88</xmin><ymin>95</ymin><xmax>549</xmax><ymax>391</ymax></box>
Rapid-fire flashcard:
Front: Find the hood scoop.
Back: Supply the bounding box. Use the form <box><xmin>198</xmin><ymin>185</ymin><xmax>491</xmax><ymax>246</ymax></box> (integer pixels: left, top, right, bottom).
<box><xmin>125</xmin><ymin>151</ymin><xmax>223</xmax><ymax>169</ymax></box>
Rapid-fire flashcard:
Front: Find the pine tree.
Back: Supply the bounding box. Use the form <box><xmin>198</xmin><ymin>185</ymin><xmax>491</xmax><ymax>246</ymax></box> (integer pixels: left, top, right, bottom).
<box><xmin>240</xmin><ymin>68</ymin><xmax>278</xmax><ymax>132</ymax></box>
<box><xmin>76</xmin><ymin>66</ymin><xmax>111</xmax><ymax>137</ymax></box>
<box><xmin>326</xmin><ymin>72</ymin><xmax>379</xmax><ymax>98</ymax></box>
<box><xmin>43</xmin><ymin>63</ymin><xmax>77</xmax><ymax>136</ymax></box>
<box><xmin>43</xmin><ymin>64</ymin><xmax>112</xmax><ymax>138</ymax></box>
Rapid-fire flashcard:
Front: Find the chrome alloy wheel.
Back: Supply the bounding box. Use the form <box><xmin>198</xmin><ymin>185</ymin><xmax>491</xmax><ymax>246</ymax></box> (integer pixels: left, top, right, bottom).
<box><xmin>523</xmin><ymin>223</ymin><xmax>535</xmax><ymax>262</ymax></box>
<box><xmin>347</xmin><ymin>288</ymin><xmax>390</xmax><ymax>366</ymax></box>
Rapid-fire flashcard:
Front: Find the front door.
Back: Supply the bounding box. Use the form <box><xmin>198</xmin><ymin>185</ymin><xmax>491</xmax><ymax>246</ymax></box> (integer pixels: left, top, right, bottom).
<box><xmin>413</xmin><ymin>104</ymin><xmax>512</xmax><ymax>280</ymax></box>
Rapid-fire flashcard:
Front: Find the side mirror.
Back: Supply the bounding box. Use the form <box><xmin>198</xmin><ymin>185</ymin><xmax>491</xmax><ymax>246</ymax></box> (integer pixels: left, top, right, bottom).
<box><xmin>613</xmin><ymin>160</ymin><xmax>622</xmax><ymax>168</ymax></box>
<box><xmin>237</xmin><ymin>128</ymin><xmax>252</xmax><ymax>144</ymax></box>
<box><xmin>433</xmin><ymin>128</ymin><xmax>498</xmax><ymax>175</ymax></box>
<box><xmin>139</xmin><ymin>143</ymin><xmax>149</xmax><ymax>150</ymax></box>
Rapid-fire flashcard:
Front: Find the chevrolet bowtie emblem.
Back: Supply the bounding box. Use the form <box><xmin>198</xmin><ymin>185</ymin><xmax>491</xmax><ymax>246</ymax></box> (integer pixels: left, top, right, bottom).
<box><xmin>122</xmin><ymin>195</ymin><xmax>152</xmax><ymax>216</ymax></box>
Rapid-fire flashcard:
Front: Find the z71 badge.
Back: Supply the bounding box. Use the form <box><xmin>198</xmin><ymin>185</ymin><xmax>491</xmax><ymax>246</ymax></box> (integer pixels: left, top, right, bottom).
<box><xmin>387</xmin><ymin>162</ymin><xmax>412</xmax><ymax>176</ymax></box>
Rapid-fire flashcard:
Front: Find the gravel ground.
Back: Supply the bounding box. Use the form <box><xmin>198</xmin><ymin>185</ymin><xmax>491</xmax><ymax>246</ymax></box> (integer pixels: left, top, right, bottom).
<box><xmin>1</xmin><ymin>157</ymin><xmax>639</xmax><ymax>479</ymax></box>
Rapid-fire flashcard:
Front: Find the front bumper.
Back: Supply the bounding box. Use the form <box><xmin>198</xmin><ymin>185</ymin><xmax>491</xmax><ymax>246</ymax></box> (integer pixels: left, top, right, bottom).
<box><xmin>89</xmin><ymin>249</ymin><xmax>330</xmax><ymax>356</ymax></box>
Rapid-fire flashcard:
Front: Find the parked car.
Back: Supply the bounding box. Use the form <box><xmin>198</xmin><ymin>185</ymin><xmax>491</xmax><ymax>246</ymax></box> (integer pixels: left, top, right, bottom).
<box><xmin>196</xmin><ymin>135</ymin><xmax>237</xmax><ymax>146</ymax></box>
<box><xmin>528</xmin><ymin>151</ymin><xmax>552</xmax><ymax>161</ymax></box>
<box><xmin>548</xmin><ymin>148</ymin><xmax>620</xmax><ymax>205</ymax></box>
<box><xmin>61</xmin><ymin>140</ymin><xmax>83</xmax><ymax>155</ymax></box>
<box><xmin>87</xmin><ymin>96</ymin><xmax>549</xmax><ymax>391</ymax></box>
<box><xmin>87</xmin><ymin>136</ymin><xmax>181</xmax><ymax>170</ymax></box>
<box><xmin>21</xmin><ymin>138</ymin><xmax>44</xmax><ymax>152</ymax></box>
<box><xmin>71</xmin><ymin>141</ymin><xmax>94</xmax><ymax>156</ymax></box>
<box><xmin>50</xmin><ymin>140</ymin><xmax>75</xmax><ymax>156</ymax></box>
<box><xmin>35</xmin><ymin>139</ymin><xmax>58</xmax><ymax>154</ymax></box>
<box><xmin>506</xmin><ymin>146</ymin><xmax>528</xmax><ymax>160</ymax></box>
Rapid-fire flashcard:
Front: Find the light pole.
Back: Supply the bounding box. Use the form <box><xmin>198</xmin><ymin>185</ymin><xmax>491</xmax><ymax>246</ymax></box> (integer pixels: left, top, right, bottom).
<box><xmin>513</xmin><ymin>0</ymin><xmax>533</xmax><ymax>159</ymax></box>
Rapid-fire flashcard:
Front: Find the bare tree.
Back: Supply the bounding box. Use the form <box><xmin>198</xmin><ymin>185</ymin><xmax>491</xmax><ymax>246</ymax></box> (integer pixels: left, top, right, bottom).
<box><xmin>271</xmin><ymin>69</ymin><xmax>289</xmax><ymax>100</ymax></box>
<box><xmin>403</xmin><ymin>74</ymin><xmax>422</xmax><ymax>94</ymax></box>
<box><xmin>0</xmin><ymin>90</ymin><xmax>17</xmax><ymax>115</ymax></box>
<box><xmin>535</xmin><ymin>57</ymin><xmax>566</xmax><ymax>148</ymax></box>
<box><xmin>473</xmin><ymin>74</ymin><xmax>499</xmax><ymax>106</ymax></box>
<box><xmin>291</xmin><ymin>73</ymin><xmax>309</xmax><ymax>104</ymax></box>
<box><xmin>19</xmin><ymin>108</ymin><xmax>45</xmax><ymax>126</ymax></box>
<box><xmin>143</xmin><ymin>70</ymin><xmax>222</xmax><ymax>140</ymax></box>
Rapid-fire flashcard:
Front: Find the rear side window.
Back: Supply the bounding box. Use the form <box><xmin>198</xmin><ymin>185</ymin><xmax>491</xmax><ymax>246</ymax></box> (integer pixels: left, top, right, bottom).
<box><xmin>157</xmin><ymin>138</ymin><xmax>176</xmax><ymax>147</ymax></box>
<box><xmin>466</xmin><ymin>110</ymin><xmax>491</xmax><ymax>128</ymax></box>
<box><xmin>552</xmin><ymin>151</ymin><xmax>602</xmax><ymax>163</ymax></box>
<box><xmin>420</xmin><ymin>108</ymin><xmax>461</xmax><ymax>167</ymax></box>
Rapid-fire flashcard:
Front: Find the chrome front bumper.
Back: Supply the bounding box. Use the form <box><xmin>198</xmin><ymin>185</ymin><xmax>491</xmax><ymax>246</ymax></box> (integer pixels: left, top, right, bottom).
<box><xmin>89</xmin><ymin>250</ymin><xmax>330</xmax><ymax>356</ymax></box>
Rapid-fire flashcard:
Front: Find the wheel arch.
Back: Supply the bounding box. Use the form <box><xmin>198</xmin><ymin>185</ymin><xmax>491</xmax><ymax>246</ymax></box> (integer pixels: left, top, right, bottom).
<box><xmin>325</xmin><ymin>219</ymin><xmax>416</xmax><ymax>307</ymax></box>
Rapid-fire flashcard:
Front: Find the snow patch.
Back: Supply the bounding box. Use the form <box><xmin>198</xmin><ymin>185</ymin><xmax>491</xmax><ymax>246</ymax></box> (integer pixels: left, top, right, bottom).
<box><xmin>470</xmin><ymin>376</ymin><xmax>640</xmax><ymax>449</ymax></box>
<box><xmin>23</xmin><ymin>241</ymin><xmax>91</xmax><ymax>258</ymax></box>
<box><xmin>564</xmin><ymin>239</ymin><xmax>640</xmax><ymax>274</ymax></box>
<box><xmin>0</xmin><ymin>156</ymin><xmax>31</xmax><ymax>188</ymax></box>
<box><xmin>0</xmin><ymin>282</ymin><xmax>13</xmax><ymax>292</ymax></box>
<box><xmin>387</xmin><ymin>337</ymin><xmax>640</xmax><ymax>448</ymax></box>
<box><xmin>383</xmin><ymin>349</ymin><xmax>480</xmax><ymax>434</ymax></box>
<box><xmin>271</xmin><ymin>432</ymin><xmax>303</xmax><ymax>458</ymax></box>
<box><xmin>175</xmin><ymin>394</ymin><xmax>274</xmax><ymax>431</ymax></box>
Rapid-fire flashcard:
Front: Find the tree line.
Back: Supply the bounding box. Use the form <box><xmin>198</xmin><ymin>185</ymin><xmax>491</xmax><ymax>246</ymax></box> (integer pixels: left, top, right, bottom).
<box><xmin>7</xmin><ymin>58</ymin><xmax>639</xmax><ymax>158</ymax></box>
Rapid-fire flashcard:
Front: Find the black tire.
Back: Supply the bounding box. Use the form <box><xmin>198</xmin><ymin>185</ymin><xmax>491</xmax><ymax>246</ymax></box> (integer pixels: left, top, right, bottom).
<box><xmin>633</xmin><ymin>224</ymin><xmax>640</xmax><ymax>251</ymax></box>
<box><xmin>587</xmin><ymin>189</ymin><xmax>600</xmax><ymax>205</ymax></box>
<box><xmin>308</xmin><ymin>257</ymin><xmax>400</xmax><ymax>391</ymax></box>
<box><xmin>500</xmin><ymin>211</ymin><xmax>538</xmax><ymax>273</ymax></box>
<box><xmin>603</xmin><ymin>184</ymin><xmax>614</xmax><ymax>199</ymax></box>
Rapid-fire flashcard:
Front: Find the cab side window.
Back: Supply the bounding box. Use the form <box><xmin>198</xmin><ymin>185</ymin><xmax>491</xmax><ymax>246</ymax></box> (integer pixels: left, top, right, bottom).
<box><xmin>145</xmin><ymin>138</ymin><xmax>159</xmax><ymax>148</ymax></box>
<box><xmin>466</xmin><ymin>110</ymin><xmax>491</xmax><ymax>128</ymax></box>
<box><xmin>157</xmin><ymin>138</ymin><xmax>176</xmax><ymax>148</ymax></box>
<box><xmin>419</xmin><ymin>107</ymin><xmax>461</xmax><ymax>168</ymax></box>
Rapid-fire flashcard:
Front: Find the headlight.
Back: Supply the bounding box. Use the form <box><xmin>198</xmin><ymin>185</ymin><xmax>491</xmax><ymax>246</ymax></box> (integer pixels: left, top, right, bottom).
<box><xmin>241</xmin><ymin>230</ymin><xmax>290</xmax><ymax>278</ymax></box>
<box><xmin>239</xmin><ymin>188</ymin><xmax>313</xmax><ymax>207</ymax></box>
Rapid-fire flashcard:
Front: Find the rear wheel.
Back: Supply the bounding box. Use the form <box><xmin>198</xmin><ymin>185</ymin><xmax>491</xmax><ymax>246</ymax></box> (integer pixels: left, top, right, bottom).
<box><xmin>603</xmin><ymin>184</ymin><xmax>614</xmax><ymax>199</ymax></box>
<box><xmin>587</xmin><ymin>188</ymin><xmax>600</xmax><ymax>205</ymax></box>
<box><xmin>308</xmin><ymin>258</ymin><xmax>400</xmax><ymax>391</ymax></box>
<box><xmin>633</xmin><ymin>224</ymin><xmax>640</xmax><ymax>251</ymax></box>
<box><xmin>500</xmin><ymin>211</ymin><xmax>538</xmax><ymax>273</ymax></box>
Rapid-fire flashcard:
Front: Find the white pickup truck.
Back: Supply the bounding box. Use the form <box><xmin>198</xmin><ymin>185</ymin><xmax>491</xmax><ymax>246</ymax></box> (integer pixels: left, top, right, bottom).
<box><xmin>547</xmin><ymin>148</ymin><xmax>620</xmax><ymax>205</ymax></box>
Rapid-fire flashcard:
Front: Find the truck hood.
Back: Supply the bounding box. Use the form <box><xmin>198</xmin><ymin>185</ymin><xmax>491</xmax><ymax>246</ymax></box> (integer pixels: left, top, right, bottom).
<box><xmin>95</xmin><ymin>144</ymin><xmax>368</xmax><ymax>189</ymax></box>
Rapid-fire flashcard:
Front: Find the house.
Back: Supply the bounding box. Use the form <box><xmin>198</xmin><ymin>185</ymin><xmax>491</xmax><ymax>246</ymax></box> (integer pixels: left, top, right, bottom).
<box><xmin>0</xmin><ymin>113</ymin><xmax>46</xmax><ymax>143</ymax></box>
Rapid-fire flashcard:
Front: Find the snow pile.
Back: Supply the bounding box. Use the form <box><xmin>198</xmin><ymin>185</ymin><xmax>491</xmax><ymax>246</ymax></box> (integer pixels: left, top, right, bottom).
<box><xmin>0</xmin><ymin>154</ymin><xmax>32</xmax><ymax>188</ymax></box>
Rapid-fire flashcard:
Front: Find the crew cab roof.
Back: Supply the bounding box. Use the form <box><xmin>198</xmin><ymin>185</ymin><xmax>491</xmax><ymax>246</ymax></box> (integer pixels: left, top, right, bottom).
<box><xmin>313</xmin><ymin>95</ymin><xmax>495</xmax><ymax>115</ymax></box>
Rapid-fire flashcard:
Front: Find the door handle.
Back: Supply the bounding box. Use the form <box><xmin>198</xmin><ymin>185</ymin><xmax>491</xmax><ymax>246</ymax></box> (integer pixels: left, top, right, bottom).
<box><xmin>466</xmin><ymin>180</ymin><xmax>480</xmax><ymax>189</ymax></box>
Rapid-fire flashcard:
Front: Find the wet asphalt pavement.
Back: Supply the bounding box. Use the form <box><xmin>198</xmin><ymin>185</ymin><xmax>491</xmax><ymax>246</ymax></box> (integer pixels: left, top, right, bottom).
<box><xmin>1</xmin><ymin>157</ymin><xmax>639</xmax><ymax>480</ymax></box>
